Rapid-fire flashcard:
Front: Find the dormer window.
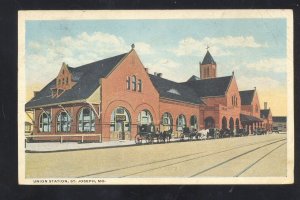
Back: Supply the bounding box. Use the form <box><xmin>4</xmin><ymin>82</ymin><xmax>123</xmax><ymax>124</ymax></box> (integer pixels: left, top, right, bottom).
<box><xmin>167</xmin><ymin>88</ymin><xmax>181</xmax><ymax>95</ymax></box>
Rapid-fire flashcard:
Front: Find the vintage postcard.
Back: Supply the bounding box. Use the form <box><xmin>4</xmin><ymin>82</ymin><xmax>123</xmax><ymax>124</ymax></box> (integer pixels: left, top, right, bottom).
<box><xmin>18</xmin><ymin>10</ymin><xmax>294</xmax><ymax>185</ymax></box>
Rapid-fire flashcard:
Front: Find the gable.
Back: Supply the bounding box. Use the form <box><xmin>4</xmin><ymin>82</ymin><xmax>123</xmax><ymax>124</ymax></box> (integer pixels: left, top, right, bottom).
<box><xmin>183</xmin><ymin>76</ymin><xmax>233</xmax><ymax>98</ymax></box>
<box><xmin>239</xmin><ymin>90</ymin><xmax>255</xmax><ymax>105</ymax></box>
<box><xmin>25</xmin><ymin>53</ymin><xmax>127</xmax><ymax>109</ymax></box>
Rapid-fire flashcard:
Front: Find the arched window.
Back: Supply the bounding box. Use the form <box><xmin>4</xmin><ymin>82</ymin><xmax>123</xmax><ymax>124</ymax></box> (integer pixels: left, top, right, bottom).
<box><xmin>161</xmin><ymin>112</ymin><xmax>173</xmax><ymax>131</ymax></box>
<box><xmin>222</xmin><ymin>116</ymin><xmax>227</xmax><ymax>129</ymax></box>
<box><xmin>138</xmin><ymin>79</ymin><xmax>142</xmax><ymax>92</ymax></box>
<box><xmin>57</xmin><ymin>111</ymin><xmax>71</xmax><ymax>132</ymax></box>
<box><xmin>235</xmin><ymin>118</ymin><xmax>240</xmax><ymax>130</ymax></box>
<box><xmin>62</xmin><ymin>78</ymin><xmax>65</xmax><ymax>85</ymax></box>
<box><xmin>132</xmin><ymin>75</ymin><xmax>136</xmax><ymax>91</ymax></box>
<box><xmin>229</xmin><ymin>117</ymin><xmax>234</xmax><ymax>131</ymax></box>
<box><xmin>39</xmin><ymin>111</ymin><xmax>51</xmax><ymax>132</ymax></box>
<box><xmin>78</xmin><ymin>107</ymin><xmax>95</xmax><ymax>132</ymax></box>
<box><xmin>190</xmin><ymin>115</ymin><xmax>197</xmax><ymax>130</ymax></box>
<box><xmin>176</xmin><ymin>114</ymin><xmax>186</xmax><ymax>131</ymax></box>
<box><xmin>205</xmin><ymin>117</ymin><xmax>215</xmax><ymax>129</ymax></box>
<box><xmin>126</xmin><ymin>76</ymin><xmax>130</xmax><ymax>90</ymax></box>
<box><xmin>66</xmin><ymin>77</ymin><xmax>69</xmax><ymax>85</ymax></box>
<box><xmin>110</xmin><ymin>107</ymin><xmax>131</xmax><ymax>132</ymax></box>
<box><xmin>138</xmin><ymin>110</ymin><xmax>153</xmax><ymax>125</ymax></box>
<box><xmin>58</xmin><ymin>79</ymin><xmax>61</xmax><ymax>85</ymax></box>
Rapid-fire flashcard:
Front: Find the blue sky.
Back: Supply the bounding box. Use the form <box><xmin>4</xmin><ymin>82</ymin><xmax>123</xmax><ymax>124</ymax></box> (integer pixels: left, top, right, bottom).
<box><xmin>25</xmin><ymin>19</ymin><xmax>288</xmax><ymax>114</ymax></box>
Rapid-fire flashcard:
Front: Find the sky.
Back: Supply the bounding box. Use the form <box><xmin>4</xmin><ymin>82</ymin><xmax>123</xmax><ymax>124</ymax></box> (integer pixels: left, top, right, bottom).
<box><xmin>25</xmin><ymin>19</ymin><xmax>287</xmax><ymax>115</ymax></box>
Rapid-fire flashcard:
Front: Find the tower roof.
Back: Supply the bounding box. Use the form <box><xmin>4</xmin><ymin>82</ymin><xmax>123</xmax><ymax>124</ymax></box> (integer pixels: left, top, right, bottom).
<box><xmin>201</xmin><ymin>50</ymin><xmax>216</xmax><ymax>65</ymax></box>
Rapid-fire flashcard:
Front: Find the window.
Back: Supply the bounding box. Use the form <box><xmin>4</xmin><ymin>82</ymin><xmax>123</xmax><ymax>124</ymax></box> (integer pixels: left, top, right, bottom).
<box><xmin>132</xmin><ymin>75</ymin><xmax>136</xmax><ymax>91</ymax></box>
<box><xmin>66</xmin><ymin>77</ymin><xmax>68</xmax><ymax>85</ymax></box>
<box><xmin>207</xmin><ymin>68</ymin><xmax>209</xmax><ymax>76</ymax></box>
<box><xmin>39</xmin><ymin>111</ymin><xmax>51</xmax><ymax>132</ymax></box>
<box><xmin>110</xmin><ymin>107</ymin><xmax>131</xmax><ymax>132</ymax></box>
<box><xmin>232</xmin><ymin>96</ymin><xmax>234</xmax><ymax>106</ymax></box>
<box><xmin>190</xmin><ymin>115</ymin><xmax>197</xmax><ymax>130</ymax></box>
<box><xmin>138</xmin><ymin>79</ymin><xmax>142</xmax><ymax>92</ymax></box>
<box><xmin>126</xmin><ymin>76</ymin><xmax>130</xmax><ymax>90</ymax></box>
<box><xmin>138</xmin><ymin>110</ymin><xmax>153</xmax><ymax>125</ymax></box>
<box><xmin>58</xmin><ymin>79</ymin><xmax>61</xmax><ymax>85</ymax></box>
<box><xmin>176</xmin><ymin>114</ymin><xmax>186</xmax><ymax>131</ymax></box>
<box><xmin>62</xmin><ymin>78</ymin><xmax>65</xmax><ymax>85</ymax></box>
<box><xmin>57</xmin><ymin>111</ymin><xmax>71</xmax><ymax>132</ymax></box>
<box><xmin>78</xmin><ymin>107</ymin><xmax>95</xmax><ymax>132</ymax></box>
<box><xmin>161</xmin><ymin>112</ymin><xmax>173</xmax><ymax>131</ymax></box>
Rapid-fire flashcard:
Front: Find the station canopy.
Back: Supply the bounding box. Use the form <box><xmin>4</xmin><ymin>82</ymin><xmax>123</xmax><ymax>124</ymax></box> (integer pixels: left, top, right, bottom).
<box><xmin>240</xmin><ymin>114</ymin><xmax>263</xmax><ymax>123</ymax></box>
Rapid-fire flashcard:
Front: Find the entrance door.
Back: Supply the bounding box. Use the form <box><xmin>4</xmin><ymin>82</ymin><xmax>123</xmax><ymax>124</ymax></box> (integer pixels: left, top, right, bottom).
<box><xmin>116</xmin><ymin>120</ymin><xmax>126</xmax><ymax>140</ymax></box>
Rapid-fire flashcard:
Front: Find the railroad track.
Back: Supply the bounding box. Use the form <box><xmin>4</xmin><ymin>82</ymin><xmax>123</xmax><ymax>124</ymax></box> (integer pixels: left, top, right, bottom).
<box><xmin>77</xmin><ymin>137</ymin><xmax>286</xmax><ymax>178</ymax></box>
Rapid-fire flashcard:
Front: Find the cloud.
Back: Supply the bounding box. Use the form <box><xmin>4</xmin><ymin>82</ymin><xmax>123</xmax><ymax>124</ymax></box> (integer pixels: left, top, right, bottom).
<box><xmin>246</xmin><ymin>58</ymin><xmax>286</xmax><ymax>73</ymax></box>
<box><xmin>170</xmin><ymin>36</ymin><xmax>266</xmax><ymax>56</ymax></box>
<box><xmin>145</xmin><ymin>58</ymin><xmax>188</xmax><ymax>82</ymax></box>
<box><xmin>26</xmin><ymin>32</ymin><xmax>156</xmax><ymax>85</ymax></box>
<box><xmin>237</xmin><ymin>76</ymin><xmax>281</xmax><ymax>91</ymax></box>
<box><xmin>134</xmin><ymin>42</ymin><xmax>154</xmax><ymax>55</ymax></box>
<box><xmin>207</xmin><ymin>36</ymin><xmax>267</xmax><ymax>48</ymax></box>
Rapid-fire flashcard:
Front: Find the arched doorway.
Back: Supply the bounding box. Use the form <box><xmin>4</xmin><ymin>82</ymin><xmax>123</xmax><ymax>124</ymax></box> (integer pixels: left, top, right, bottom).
<box><xmin>110</xmin><ymin>107</ymin><xmax>131</xmax><ymax>140</ymax></box>
<box><xmin>161</xmin><ymin>112</ymin><xmax>173</xmax><ymax>132</ymax></box>
<box><xmin>138</xmin><ymin>109</ymin><xmax>153</xmax><ymax>125</ymax></box>
<box><xmin>176</xmin><ymin>114</ymin><xmax>186</xmax><ymax>132</ymax></box>
<box><xmin>205</xmin><ymin>117</ymin><xmax>215</xmax><ymax>129</ymax></box>
<box><xmin>229</xmin><ymin>117</ymin><xmax>234</xmax><ymax>131</ymax></box>
<box><xmin>235</xmin><ymin>118</ymin><xmax>240</xmax><ymax>130</ymax></box>
<box><xmin>190</xmin><ymin>115</ymin><xmax>198</xmax><ymax>130</ymax></box>
<box><xmin>222</xmin><ymin>117</ymin><xmax>227</xmax><ymax>130</ymax></box>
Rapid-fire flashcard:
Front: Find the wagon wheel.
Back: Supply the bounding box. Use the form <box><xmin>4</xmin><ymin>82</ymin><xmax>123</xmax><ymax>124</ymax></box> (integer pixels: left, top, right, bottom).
<box><xmin>180</xmin><ymin>133</ymin><xmax>184</xmax><ymax>141</ymax></box>
<box><xmin>146</xmin><ymin>135</ymin><xmax>153</xmax><ymax>144</ymax></box>
<box><xmin>135</xmin><ymin>134</ymin><xmax>142</xmax><ymax>144</ymax></box>
<box><xmin>158</xmin><ymin>135</ymin><xmax>164</xmax><ymax>143</ymax></box>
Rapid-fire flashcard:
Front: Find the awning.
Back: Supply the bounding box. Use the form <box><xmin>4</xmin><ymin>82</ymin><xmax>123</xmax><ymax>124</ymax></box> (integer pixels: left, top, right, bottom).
<box><xmin>240</xmin><ymin>114</ymin><xmax>263</xmax><ymax>123</ymax></box>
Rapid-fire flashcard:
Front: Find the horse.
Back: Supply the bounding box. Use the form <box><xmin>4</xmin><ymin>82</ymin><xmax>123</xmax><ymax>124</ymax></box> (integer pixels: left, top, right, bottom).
<box><xmin>198</xmin><ymin>129</ymin><xmax>209</xmax><ymax>140</ymax></box>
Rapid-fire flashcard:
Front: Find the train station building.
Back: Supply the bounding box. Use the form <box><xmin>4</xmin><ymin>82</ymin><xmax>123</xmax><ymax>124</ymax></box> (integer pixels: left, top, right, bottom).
<box><xmin>25</xmin><ymin>45</ymin><xmax>270</xmax><ymax>141</ymax></box>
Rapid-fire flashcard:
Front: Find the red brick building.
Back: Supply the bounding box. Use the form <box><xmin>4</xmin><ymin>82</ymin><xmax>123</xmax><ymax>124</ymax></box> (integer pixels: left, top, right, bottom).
<box><xmin>239</xmin><ymin>89</ymin><xmax>264</xmax><ymax>134</ymax></box>
<box><xmin>25</xmin><ymin>45</ymin><xmax>267</xmax><ymax>141</ymax></box>
<box><xmin>261</xmin><ymin>102</ymin><xmax>273</xmax><ymax>131</ymax></box>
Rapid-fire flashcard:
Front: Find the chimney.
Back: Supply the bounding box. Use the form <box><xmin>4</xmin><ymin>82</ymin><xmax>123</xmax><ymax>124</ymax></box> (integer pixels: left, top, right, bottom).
<box><xmin>144</xmin><ymin>68</ymin><xmax>149</xmax><ymax>73</ymax></box>
<box><xmin>264</xmin><ymin>102</ymin><xmax>267</xmax><ymax>110</ymax></box>
<box><xmin>154</xmin><ymin>72</ymin><xmax>157</xmax><ymax>76</ymax></box>
<box><xmin>157</xmin><ymin>73</ymin><xmax>162</xmax><ymax>78</ymax></box>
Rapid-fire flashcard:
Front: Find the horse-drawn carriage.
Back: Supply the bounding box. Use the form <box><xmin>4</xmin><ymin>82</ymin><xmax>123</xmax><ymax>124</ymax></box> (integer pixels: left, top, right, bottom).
<box><xmin>206</xmin><ymin>128</ymin><xmax>220</xmax><ymax>139</ymax></box>
<box><xmin>180</xmin><ymin>127</ymin><xmax>199</xmax><ymax>141</ymax></box>
<box><xmin>135</xmin><ymin>124</ymin><xmax>172</xmax><ymax>144</ymax></box>
<box><xmin>219</xmin><ymin>128</ymin><xmax>233</xmax><ymax>138</ymax></box>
